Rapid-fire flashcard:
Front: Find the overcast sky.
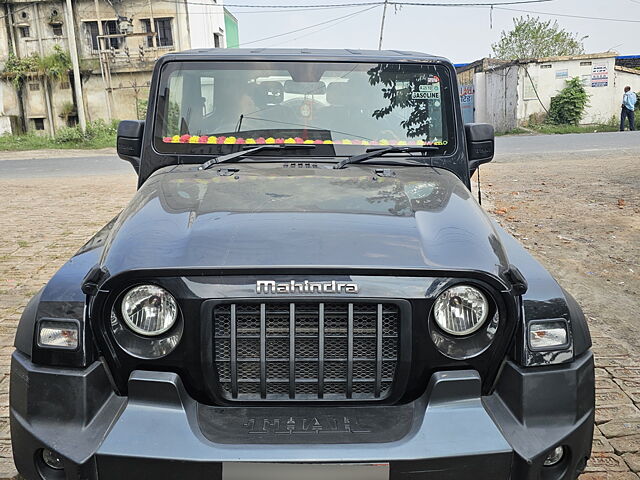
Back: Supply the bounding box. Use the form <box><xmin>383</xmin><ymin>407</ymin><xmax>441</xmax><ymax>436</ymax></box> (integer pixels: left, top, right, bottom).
<box><xmin>226</xmin><ymin>0</ymin><xmax>640</xmax><ymax>64</ymax></box>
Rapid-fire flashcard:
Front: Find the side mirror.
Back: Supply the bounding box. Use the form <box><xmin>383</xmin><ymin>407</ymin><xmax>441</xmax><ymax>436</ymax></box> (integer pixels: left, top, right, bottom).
<box><xmin>465</xmin><ymin>123</ymin><xmax>494</xmax><ymax>172</ymax></box>
<box><xmin>117</xmin><ymin>120</ymin><xmax>144</xmax><ymax>173</ymax></box>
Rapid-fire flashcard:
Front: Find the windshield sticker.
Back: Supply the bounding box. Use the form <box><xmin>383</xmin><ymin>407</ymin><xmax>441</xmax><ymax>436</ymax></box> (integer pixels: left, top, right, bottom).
<box><xmin>162</xmin><ymin>135</ymin><xmax>438</xmax><ymax>147</ymax></box>
<box><xmin>412</xmin><ymin>91</ymin><xmax>440</xmax><ymax>100</ymax></box>
<box><xmin>414</xmin><ymin>81</ymin><xmax>441</xmax><ymax>100</ymax></box>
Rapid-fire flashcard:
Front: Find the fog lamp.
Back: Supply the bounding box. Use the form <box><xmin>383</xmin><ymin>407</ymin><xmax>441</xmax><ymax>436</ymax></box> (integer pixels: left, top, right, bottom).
<box><xmin>37</xmin><ymin>320</ymin><xmax>79</xmax><ymax>350</ymax></box>
<box><xmin>543</xmin><ymin>446</ymin><xmax>564</xmax><ymax>466</ymax></box>
<box><xmin>529</xmin><ymin>320</ymin><xmax>569</xmax><ymax>350</ymax></box>
<box><xmin>41</xmin><ymin>449</ymin><xmax>64</xmax><ymax>470</ymax></box>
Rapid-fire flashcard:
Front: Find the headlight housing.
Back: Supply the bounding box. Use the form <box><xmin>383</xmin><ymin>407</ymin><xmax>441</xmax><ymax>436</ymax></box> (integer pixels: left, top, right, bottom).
<box><xmin>433</xmin><ymin>285</ymin><xmax>489</xmax><ymax>336</ymax></box>
<box><xmin>121</xmin><ymin>285</ymin><xmax>178</xmax><ymax>336</ymax></box>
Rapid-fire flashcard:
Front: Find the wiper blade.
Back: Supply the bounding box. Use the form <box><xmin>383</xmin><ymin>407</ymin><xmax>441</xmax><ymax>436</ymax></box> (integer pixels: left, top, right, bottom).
<box><xmin>199</xmin><ymin>144</ymin><xmax>316</xmax><ymax>171</ymax></box>
<box><xmin>334</xmin><ymin>146</ymin><xmax>440</xmax><ymax>169</ymax></box>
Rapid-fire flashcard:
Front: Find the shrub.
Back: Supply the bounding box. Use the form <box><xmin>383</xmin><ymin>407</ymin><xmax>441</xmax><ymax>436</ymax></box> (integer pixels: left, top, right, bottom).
<box><xmin>54</xmin><ymin>125</ymin><xmax>84</xmax><ymax>143</ymax></box>
<box><xmin>54</xmin><ymin>120</ymin><xmax>118</xmax><ymax>145</ymax></box>
<box><xmin>136</xmin><ymin>98</ymin><xmax>148</xmax><ymax>120</ymax></box>
<box><xmin>547</xmin><ymin>77</ymin><xmax>590</xmax><ymax>125</ymax></box>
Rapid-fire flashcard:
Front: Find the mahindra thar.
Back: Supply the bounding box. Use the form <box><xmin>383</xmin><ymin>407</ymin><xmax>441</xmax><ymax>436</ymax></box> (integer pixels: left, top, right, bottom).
<box><xmin>11</xmin><ymin>49</ymin><xmax>594</xmax><ymax>480</ymax></box>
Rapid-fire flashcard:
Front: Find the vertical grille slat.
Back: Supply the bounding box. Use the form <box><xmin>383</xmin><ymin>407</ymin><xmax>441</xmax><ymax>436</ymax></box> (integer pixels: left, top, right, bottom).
<box><xmin>230</xmin><ymin>304</ymin><xmax>238</xmax><ymax>399</ymax></box>
<box><xmin>318</xmin><ymin>303</ymin><xmax>325</xmax><ymax>398</ymax></box>
<box><xmin>213</xmin><ymin>301</ymin><xmax>399</xmax><ymax>401</ymax></box>
<box><xmin>346</xmin><ymin>303</ymin><xmax>354</xmax><ymax>399</ymax></box>
<box><xmin>260</xmin><ymin>304</ymin><xmax>266</xmax><ymax>399</ymax></box>
<box><xmin>375</xmin><ymin>303</ymin><xmax>383</xmax><ymax>398</ymax></box>
<box><xmin>289</xmin><ymin>303</ymin><xmax>295</xmax><ymax>399</ymax></box>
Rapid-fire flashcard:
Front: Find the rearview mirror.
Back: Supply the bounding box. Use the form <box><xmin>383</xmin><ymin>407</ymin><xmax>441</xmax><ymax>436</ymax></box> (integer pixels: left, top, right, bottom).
<box><xmin>465</xmin><ymin>123</ymin><xmax>494</xmax><ymax>172</ymax></box>
<box><xmin>284</xmin><ymin>80</ymin><xmax>326</xmax><ymax>95</ymax></box>
<box><xmin>117</xmin><ymin>120</ymin><xmax>144</xmax><ymax>173</ymax></box>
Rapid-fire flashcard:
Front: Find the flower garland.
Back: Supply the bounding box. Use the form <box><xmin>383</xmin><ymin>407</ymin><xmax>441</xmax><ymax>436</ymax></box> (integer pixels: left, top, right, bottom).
<box><xmin>161</xmin><ymin>135</ymin><xmax>447</xmax><ymax>146</ymax></box>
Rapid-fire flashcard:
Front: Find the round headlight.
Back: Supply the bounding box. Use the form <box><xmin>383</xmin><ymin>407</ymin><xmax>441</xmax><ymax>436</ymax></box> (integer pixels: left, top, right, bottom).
<box><xmin>433</xmin><ymin>285</ymin><xmax>489</xmax><ymax>336</ymax></box>
<box><xmin>121</xmin><ymin>285</ymin><xmax>178</xmax><ymax>336</ymax></box>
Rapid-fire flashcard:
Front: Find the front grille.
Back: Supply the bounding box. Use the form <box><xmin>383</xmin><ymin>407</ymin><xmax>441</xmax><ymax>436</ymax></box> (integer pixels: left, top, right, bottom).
<box><xmin>212</xmin><ymin>302</ymin><xmax>400</xmax><ymax>401</ymax></box>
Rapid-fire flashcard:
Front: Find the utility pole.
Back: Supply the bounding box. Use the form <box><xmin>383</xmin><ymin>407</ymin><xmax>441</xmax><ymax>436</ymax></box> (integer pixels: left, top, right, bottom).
<box><xmin>378</xmin><ymin>0</ymin><xmax>389</xmax><ymax>50</ymax></box>
<box><xmin>64</xmin><ymin>0</ymin><xmax>87</xmax><ymax>131</ymax></box>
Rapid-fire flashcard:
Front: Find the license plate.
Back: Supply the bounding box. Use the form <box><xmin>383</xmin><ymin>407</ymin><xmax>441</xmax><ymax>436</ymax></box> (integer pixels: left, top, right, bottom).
<box><xmin>222</xmin><ymin>462</ymin><xmax>389</xmax><ymax>480</ymax></box>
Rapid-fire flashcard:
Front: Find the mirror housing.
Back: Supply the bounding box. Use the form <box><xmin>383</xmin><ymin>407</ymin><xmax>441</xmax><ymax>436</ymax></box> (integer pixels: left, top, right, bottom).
<box><xmin>465</xmin><ymin>123</ymin><xmax>494</xmax><ymax>172</ymax></box>
<box><xmin>117</xmin><ymin>120</ymin><xmax>144</xmax><ymax>173</ymax></box>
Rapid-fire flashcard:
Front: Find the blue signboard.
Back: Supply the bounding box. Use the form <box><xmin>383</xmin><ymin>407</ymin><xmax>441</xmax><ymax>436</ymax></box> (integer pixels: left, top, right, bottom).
<box><xmin>459</xmin><ymin>84</ymin><xmax>475</xmax><ymax>124</ymax></box>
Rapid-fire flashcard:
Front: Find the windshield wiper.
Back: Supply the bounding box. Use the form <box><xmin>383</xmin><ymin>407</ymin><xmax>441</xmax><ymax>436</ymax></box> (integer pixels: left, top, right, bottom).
<box><xmin>334</xmin><ymin>146</ymin><xmax>440</xmax><ymax>169</ymax></box>
<box><xmin>199</xmin><ymin>144</ymin><xmax>316</xmax><ymax>171</ymax></box>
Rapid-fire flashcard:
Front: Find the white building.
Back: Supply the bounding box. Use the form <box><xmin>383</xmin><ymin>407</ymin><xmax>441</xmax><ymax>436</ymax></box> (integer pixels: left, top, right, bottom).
<box><xmin>456</xmin><ymin>53</ymin><xmax>640</xmax><ymax>132</ymax></box>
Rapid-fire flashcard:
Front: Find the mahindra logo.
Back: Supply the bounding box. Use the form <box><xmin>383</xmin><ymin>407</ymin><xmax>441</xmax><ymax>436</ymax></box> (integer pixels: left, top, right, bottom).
<box><xmin>256</xmin><ymin>280</ymin><xmax>359</xmax><ymax>294</ymax></box>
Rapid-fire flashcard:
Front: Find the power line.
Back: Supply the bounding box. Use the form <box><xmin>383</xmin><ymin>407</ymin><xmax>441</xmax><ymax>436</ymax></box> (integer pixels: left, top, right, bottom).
<box><xmin>266</xmin><ymin>5</ymin><xmax>380</xmax><ymax>46</ymax></box>
<box><xmin>239</xmin><ymin>5</ymin><xmax>379</xmax><ymax>46</ymax></box>
<box><xmin>218</xmin><ymin>0</ymin><xmax>555</xmax><ymax>8</ymax></box>
<box><xmin>492</xmin><ymin>6</ymin><xmax>640</xmax><ymax>23</ymax></box>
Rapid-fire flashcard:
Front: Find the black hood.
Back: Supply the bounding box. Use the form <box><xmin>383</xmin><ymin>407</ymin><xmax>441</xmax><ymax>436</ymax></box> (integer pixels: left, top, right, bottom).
<box><xmin>99</xmin><ymin>164</ymin><xmax>510</xmax><ymax>282</ymax></box>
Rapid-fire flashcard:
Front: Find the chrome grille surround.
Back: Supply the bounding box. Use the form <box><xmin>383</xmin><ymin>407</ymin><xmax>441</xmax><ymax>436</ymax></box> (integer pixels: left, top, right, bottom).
<box><xmin>212</xmin><ymin>301</ymin><xmax>400</xmax><ymax>401</ymax></box>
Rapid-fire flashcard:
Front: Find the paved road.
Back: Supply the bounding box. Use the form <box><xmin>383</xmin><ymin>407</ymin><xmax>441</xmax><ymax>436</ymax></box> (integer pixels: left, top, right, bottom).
<box><xmin>0</xmin><ymin>153</ymin><xmax>131</xmax><ymax>178</ymax></box>
<box><xmin>495</xmin><ymin>130</ymin><xmax>640</xmax><ymax>160</ymax></box>
<box><xmin>0</xmin><ymin>131</ymin><xmax>638</xmax><ymax>178</ymax></box>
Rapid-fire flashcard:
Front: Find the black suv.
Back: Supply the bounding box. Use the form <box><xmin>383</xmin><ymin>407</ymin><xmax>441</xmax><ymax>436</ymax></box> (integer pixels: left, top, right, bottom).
<box><xmin>11</xmin><ymin>49</ymin><xmax>594</xmax><ymax>480</ymax></box>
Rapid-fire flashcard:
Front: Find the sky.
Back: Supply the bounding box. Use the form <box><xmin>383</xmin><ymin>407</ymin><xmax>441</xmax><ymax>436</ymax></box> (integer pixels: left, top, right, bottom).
<box><xmin>226</xmin><ymin>0</ymin><xmax>640</xmax><ymax>64</ymax></box>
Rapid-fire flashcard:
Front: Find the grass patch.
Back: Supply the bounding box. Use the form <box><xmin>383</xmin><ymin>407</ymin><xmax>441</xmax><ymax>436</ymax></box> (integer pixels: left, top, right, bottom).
<box><xmin>528</xmin><ymin>123</ymin><xmax>619</xmax><ymax>135</ymax></box>
<box><xmin>496</xmin><ymin>128</ymin><xmax>531</xmax><ymax>136</ymax></box>
<box><xmin>0</xmin><ymin>119</ymin><xmax>117</xmax><ymax>151</ymax></box>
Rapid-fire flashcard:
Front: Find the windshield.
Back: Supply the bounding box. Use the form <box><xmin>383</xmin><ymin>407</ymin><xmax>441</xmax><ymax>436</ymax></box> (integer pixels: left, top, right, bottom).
<box><xmin>154</xmin><ymin>61</ymin><xmax>456</xmax><ymax>157</ymax></box>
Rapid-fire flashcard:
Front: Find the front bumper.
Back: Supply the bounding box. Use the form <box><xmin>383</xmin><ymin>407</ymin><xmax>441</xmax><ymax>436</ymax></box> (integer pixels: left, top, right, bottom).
<box><xmin>10</xmin><ymin>351</ymin><xmax>594</xmax><ymax>480</ymax></box>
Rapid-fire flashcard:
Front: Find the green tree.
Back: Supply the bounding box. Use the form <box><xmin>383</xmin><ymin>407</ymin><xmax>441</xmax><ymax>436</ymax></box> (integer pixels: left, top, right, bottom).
<box><xmin>492</xmin><ymin>16</ymin><xmax>586</xmax><ymax>60</ymax></box>
<box><xmin>547</xmin><ymin>77</ymin><xmax>590</xmax><ymax>125</ymax></box>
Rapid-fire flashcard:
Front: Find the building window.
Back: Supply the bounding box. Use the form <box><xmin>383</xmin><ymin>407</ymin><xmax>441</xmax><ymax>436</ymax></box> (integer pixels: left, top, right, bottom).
<box><xmin>103</xmin><ymin>20</ymin><xmax>122</xmax><ymax>49</ymax></box>
<box><xmin>32</xmin><ymin>118</ymin><xmax>45</xmax><ymax>130</ymax></box>
<box><xmin>140</xmin><ymin>19</ymin><xmax>153</xmax><ymax>47</ymax></box>
<box><xmin>155</xmin><ymin>18</ymin><xmax>173</xmax><ymax>47</ymax></box>
<box><xmin>580</xmin><ymin>61</ymin><xmax>592</xmax><ymax>67</ymax></box>
<box><xmin>18</xmin><ymin>26</ymin><xmax>30</xmax><ymax>38</ymax></box>
<box><xmin>29</xmin><ymin>82</ymin><xmax>40</xmax><ymax>91</ymax></box>
<box><xmin>540</xmin><ymin>64</ymin><xmax>552</xmax><ymax>69</ymax></box>
<box><xmin>84</xmin><ymin>20</ymin><xmax>122</xmax><ymax>52</ymax></box>
<box><xmin>141</xmin><ymin>18</ymin><xmax>173</xmax><ymax>47</ymax></box>
<box><xmin>52</xmin><ymin>25</ymin><xmax>63</xmax><ymax>36</ymax></box>
<box><xmin>214</xmin><ymin>33</ymin><xmax>221</xmax><ymax>48</ymax></box>
<box><xmin>84</xmin><ymin>21</ymin><xmax>99</xmax><ymax>50</ymax></box>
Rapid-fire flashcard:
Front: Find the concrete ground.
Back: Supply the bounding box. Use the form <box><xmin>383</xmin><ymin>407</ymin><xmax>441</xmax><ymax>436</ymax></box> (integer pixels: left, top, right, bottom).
<box><xmin>0</xmin><ymin>132</ymin><xmax>639</xmax><ymax>478</ymax></box>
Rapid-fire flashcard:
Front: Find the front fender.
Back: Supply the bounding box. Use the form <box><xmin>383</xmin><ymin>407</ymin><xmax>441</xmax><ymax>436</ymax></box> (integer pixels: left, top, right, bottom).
<box><xmin>491</xmin><ymin>219</ymin><xmax>591</xmax><ymax>366</ymax></box>
<box><xmin>14</xmin><ymin>218</ymin><xmax>118</xmax><ymax>365</ymax></box>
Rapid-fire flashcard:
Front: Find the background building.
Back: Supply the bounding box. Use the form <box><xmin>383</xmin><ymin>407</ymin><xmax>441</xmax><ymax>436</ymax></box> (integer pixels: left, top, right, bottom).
<box><xmin>0</xmin><ymin>0</ymin><xmax>238</xmax><ymax>134</ymax></box>
<box><xmin>456</xmin><ymin>53</ymin><xmax>640</xmax><ymax>132</ymax></box>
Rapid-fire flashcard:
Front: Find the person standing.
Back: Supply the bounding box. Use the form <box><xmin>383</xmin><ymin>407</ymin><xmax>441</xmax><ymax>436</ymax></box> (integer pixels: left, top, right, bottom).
<box><xmin>620</xmin><ymin>86</ymin><xmax>637</xmax><ymax>131</ymax></box>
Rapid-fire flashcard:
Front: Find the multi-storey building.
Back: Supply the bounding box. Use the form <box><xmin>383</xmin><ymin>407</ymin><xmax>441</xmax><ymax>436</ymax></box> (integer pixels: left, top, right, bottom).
<box><xmin>0</xmin><ymin>0</ymin><xmax>238</xmax><ymax>134</ymax></box>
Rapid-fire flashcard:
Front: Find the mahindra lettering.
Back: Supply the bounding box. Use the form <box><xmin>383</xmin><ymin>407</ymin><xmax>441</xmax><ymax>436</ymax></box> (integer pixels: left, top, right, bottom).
<box><xmin>11</xmin><ymin>50</ymin><xmax>594</xmax><ymax>480</ymax></box>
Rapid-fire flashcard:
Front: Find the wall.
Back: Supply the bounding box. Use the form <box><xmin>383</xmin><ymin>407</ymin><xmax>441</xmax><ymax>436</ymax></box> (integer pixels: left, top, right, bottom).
<box><xmin>484</xmin><ymin>65</ymin><xmax>518</xmax><ymax>132</ymax></box>
<box><xmin>516</xmin><ymin>55</ymin><xmax>638</xmax><ymax>125</ymax></box>
<box><xmin>224</xmin><ymin>8</ymin><xmax>238</xmax><ymax>48</ymax></box>
<box><xmin>186</xmin><ymin>0</ymin><xmax>226</xmax><ymax>49</ymax></box>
